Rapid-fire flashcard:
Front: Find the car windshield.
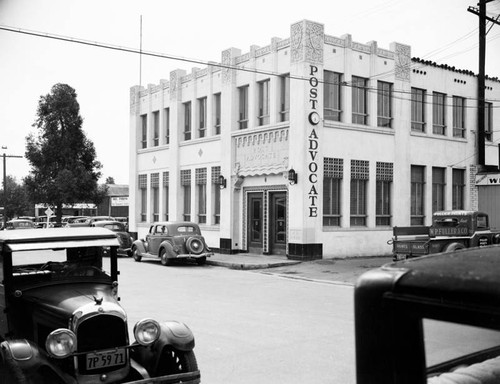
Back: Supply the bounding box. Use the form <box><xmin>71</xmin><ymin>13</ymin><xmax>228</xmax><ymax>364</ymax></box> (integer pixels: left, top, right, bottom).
<box><xmin>424</xmin><ymin>319</ymin><xmax>500</xmax><ymax>368</ymax></box>
<box><xmin>9</xmin><ymin>247</ymin><xmax>112</xmax><ymax>285</ymax></box>
<box><xmin>102</xmin><ymin>223</ymin><xmax>125</xmax><ymax>231</ymax></box>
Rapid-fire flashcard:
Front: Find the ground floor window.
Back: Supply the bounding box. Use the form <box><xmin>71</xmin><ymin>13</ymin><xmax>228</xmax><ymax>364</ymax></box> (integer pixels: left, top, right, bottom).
<box><xmin>163</xmin><ymin>171</ymin><xmax>169</xmax><ymax>221</ymax></box>
<box><xmin>376</xmin><ymin>162</ymin><xmax>393</xmax><ymax>226</ymax></box>
<box><xmin>211</xmin><ymin>166</ymin><xmax>221</xmax><ymax>225</ymax></box>
<box><xmin>452</xmin><ymin>168</ymin><xmax>465</xmax><ymax>210</ymax></box>
<box><xmin>138</xmin><ymin>174</ymin><xmax>147</xmax><ymax>222</ymax></box>
<box><xmin>432</xmin><ymin>167</ymin><xmax>446</xmax><ymax>213</ymax></box>
<box><xmin>411</xmin><ymin>165</ymin><xmax>425</xmax><ymax>225</ymax></box>
<box><xmin>350</xmin><ymin>160</ymin><xmax>369</xmax><ymax>226</ymax></box>
<box><xmin>196</xmin><ymin>168</ymin><xmax>207</xmax><ymax>224</ymax></box>
<box><xmin>181</xmin><ymin>170</ymin><xmax>191</xmax><ymax>221</ymax></box>
<box><xmin>151</xmin><ymin>173</ymin><xmax>159</xmax><ymax>222</ymax></box>
<box><xmin>323</xmin><ymin>158</ymin><xmax>343</xmax><ymax>226</ymax></box>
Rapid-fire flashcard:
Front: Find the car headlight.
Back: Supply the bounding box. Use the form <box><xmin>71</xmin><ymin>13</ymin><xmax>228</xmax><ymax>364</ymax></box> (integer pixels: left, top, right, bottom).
<box><xmin>134</xmin><ymin>318</ymin><xmax>160</xmax><ymax>346</ymax></box>
<box><xmin>46</xmin><ymin>329</ymin><xmax>77</xmax><ymax>358</ymax></box>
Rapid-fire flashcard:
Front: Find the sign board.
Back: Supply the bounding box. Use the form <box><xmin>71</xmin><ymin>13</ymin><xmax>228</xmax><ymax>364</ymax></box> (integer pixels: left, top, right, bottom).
<box><xmin>111</xmin><ymin>197</ymin><xmax>129</xmax><ymax>207</ymax></box>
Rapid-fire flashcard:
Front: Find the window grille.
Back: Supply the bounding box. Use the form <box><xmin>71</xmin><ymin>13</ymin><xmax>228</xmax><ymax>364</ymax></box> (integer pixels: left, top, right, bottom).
<box><xmin>351</xmin><ymin>160</ymin><xmax>369</xmax><ymax>180</ymax></box>
<box><xmin>150</xmin><ymin>173</ymin><xmax>159</xmax><ymax>188</ymax></box>
<box><xmin>211</xmin><ymin>166</ymin><xmax>221</xmax><ymax>184</ymax></box>
<box><xmin>324</xmin><ymin>158</ymin><xmax>343</xmax><ymax>178</ymax></box>
<box><xmin>196</xmin><ymin>168</ymin><xmax>207</xmax><ymax>185</ymax></box>
<box><xmin>138</xmin><ymin>174</ymin><xmax>147</xmax><ymax>189</ymax></box>
<box><xmin>376</xmin><ymin>162</ymin><xmax>393</xmax><ymax>181</ymax></box>
<box><xmin>163</xmin><ymin>171</ymin><xmax>169</xmax><ymax>187</ymax></box>
<box><xmin>181</xmin><ymin>170</ymin><xmax>191</xmax><ymax>186</ymax></box>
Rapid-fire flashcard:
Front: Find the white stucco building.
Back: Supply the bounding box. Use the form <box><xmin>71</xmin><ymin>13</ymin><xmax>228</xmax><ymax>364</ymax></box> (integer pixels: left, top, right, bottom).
<box><xmin>129</xmin><ymin>20</ymin><xmax>500</xmax><ymax>260</ymax></box>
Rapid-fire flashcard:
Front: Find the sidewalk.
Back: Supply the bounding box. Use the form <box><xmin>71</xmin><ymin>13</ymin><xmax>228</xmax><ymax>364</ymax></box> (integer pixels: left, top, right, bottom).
<box><xmin>207</xmin><ymin>252</ymin><xmax>394</xmax><ymax>285</ymax></box>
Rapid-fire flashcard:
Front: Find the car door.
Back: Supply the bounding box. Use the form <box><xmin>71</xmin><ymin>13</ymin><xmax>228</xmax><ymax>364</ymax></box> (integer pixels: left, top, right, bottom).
<box><xmin>148</xmin><ymin>225</ymin><xmax>165</xmax><ymax>255</ymax></box>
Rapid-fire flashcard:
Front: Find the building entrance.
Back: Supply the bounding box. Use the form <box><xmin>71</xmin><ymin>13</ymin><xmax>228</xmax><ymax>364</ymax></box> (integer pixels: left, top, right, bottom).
<box><xmin>269</xmin><ymin>192</ymin><xmax>286</xmax><ymax>255</ymax></box>
<box><xmin>247</xmin><ymin>193</ymin><xmax>263</xmax><ymax>253</ymax></box>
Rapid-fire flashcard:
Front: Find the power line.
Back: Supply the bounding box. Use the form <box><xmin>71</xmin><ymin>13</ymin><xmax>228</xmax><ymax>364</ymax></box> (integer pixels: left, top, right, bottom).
<box><xmin>0</xmin><ymin>24</ymin><xmax>498</xmax><ymax>107</ymax></box>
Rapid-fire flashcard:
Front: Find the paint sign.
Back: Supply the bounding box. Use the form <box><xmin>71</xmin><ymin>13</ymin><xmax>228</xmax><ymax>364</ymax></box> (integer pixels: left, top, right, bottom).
<box><xmin>307</xmin><ymin>65</ymin><xmax>320</xmax><ymax>217</ymax></box>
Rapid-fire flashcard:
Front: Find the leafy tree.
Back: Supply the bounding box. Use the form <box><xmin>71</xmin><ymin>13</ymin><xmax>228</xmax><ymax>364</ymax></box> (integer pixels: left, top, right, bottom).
<box><xmin>24</xmin><ymin>83</ymin><xmax>107</xmax><ymax>223</ymax></box>
<box><xmin>105</xmin><ymin>176</ymin><xmax>116</xmax><ymax>185</ymax></box>
<box><xmin>0</xmin><ymin>176</ymin><xmax>31</xmax><ymax>220</ymax></box>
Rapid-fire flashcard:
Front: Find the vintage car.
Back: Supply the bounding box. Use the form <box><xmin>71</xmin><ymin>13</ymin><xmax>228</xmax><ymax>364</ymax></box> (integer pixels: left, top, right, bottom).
<box><xmin>355</xmin><ymin>246</ymin><xmax>500</xmax><ymax>384</ymax></box>
<box><xmin>132</xmin><ymin>222</ymin><xmax>213</xmax><ymax>266</ymax></box>
<box><xmin>91</xmin><ymin>220</ymin><xmax>133</xmax><ymax>256</ymax></box>
<box><xmin>0</xmin><ymin>228</ymin><xmax>200</xmax><ymax>383</ymax></box>
<box><xmin>4</xmin><ymin>219</ymin><xmax>36</xmax><ymax>230</ymax></box>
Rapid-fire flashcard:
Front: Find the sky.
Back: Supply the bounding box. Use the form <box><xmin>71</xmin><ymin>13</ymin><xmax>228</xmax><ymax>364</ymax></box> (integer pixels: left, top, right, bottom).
<box><xmin>1</xmin><ymin>0</ymin><xmax>499</xmax><ymax>185</ymax></box>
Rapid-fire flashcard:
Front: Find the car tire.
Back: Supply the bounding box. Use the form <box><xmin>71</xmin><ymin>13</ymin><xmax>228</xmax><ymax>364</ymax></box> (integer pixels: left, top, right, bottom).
<box><xmin>196</xmin><ymin>257</ymin><xmax>206</xmax><ymax>266</ymax></box>
<box><xmin>160</xmin><ymin>248</ymin><xmax>173</xmax><ymax>266</ymax></box>
<box><xmin>443</xmin><ymin>242</ymin><xmax>466</xmax><ymax>252</ymax></box>
<box><xmin>132</xmin><ymin>247</ymin><xmax>142</xmax><ymax>262</ymax></box>
<box><xmin>186</xmin><ymin>237</ymin><xmax>204</xmax><ymax>255</ymax></box>
<box><xmin>156</xmin><ymin>349</ymin><xmax>198</xmax><ymax>376</ymax></box>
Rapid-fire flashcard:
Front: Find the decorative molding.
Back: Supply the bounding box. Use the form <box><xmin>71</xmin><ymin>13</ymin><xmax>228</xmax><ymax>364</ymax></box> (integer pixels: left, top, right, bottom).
<box><xmin>291</xmin><ymin>20</ymin><xmax>324</xmax><ymax>65</ymax></box>
<box><xmin>234</xmin><ymin>128</ymin><xmax>289</xmax><ymax>176</ymax></box>
<box><xmin>394</xmin><ymin>43</ymin><xmax>411</xmax><ymax>82</ymax></box>
<box><xmin>324</xmin><ymin>35</ymin><xmax>345</xmax><ymax>47</ymax></box>
<box><xmin>221</xmin><ymin>49</ymin><xmax>232</xmax><ymax>84</ymax></box>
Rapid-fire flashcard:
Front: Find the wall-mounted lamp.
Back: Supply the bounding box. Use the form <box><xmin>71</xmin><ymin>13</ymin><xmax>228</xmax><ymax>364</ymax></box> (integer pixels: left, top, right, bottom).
<box><xmin>219</xmin><ymin>175</ymin><xmax>227</xmax><ymax>189</ymax></box>
<box><xmin>288</xmin><ymin>168</ymin><xmax>298</xmax><ymax>185</ymax></box>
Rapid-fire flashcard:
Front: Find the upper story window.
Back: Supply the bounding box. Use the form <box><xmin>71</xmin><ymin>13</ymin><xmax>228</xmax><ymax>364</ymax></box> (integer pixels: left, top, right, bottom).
<box><xmin>280</xmin><ymin>75</ymin><xmax>290</xmax><ymax>122</ymax></box>
<box><xmin>432</xmin><ymin>92</ymin><xmax>446</xmax><ymax>135</ymax></box>
<box><xmin>258</xmin><ymin>80</ymin><xmax>270</xmax><ymax>126</ymax></box>
<box><xmin>324</xmin><ymin>71</ymin><xmax>342</xmax><ymax>122</ymax></box>
<box><xmin>352</xmin><ymin>76</ymin><xmax>368</xmax><ymax>125</ymax></box>
<box><xmin>140</xmin><ymin>114</ymin><xmax>148</xmax><ymax>149</ymax></box>
<box><xmin>377</xmin><ymin>81</ymin><xmax>392</xmax><ymax>128</ymax></box>
<box><xmin>184</xmin><ymin>101</ymin><xmax>192</xmax><ymax>141</ymax></box>
<box><xmin>238</xmin><ymin>85</ymin><xmax>249</xmax><ymax>129</ymax></box>
<box><xmin>411</xmin><ymin>88</ymin><xmax>426</xmax><ymax>132</ymax></box>
<box><xmin>198</xmin><ymin>97</ymin><xmax>207</xmax><ymax>138</ymax></box>
<box><xmin>214</xmin><ymin>93</ymin><xmax>221</xmax><ymax>135</ymax></box>
<box><xmin>452</xmin><ymin>96</ymin><xmax>466</xmax><ymax>138</ymax></box>
<box><xmin>153</xmin><ymin>111</ymin><xmax>159</xmax><ymax>146</ymax></box>
<box><xmin>485</xmin><ymin>102</ymin><xmax>493</xmax><ymax>141</ymax></box>
<box><xmin>164</xmin><ymin>108</ymin><xmax>170</xmax><ymax>144</ymax></box>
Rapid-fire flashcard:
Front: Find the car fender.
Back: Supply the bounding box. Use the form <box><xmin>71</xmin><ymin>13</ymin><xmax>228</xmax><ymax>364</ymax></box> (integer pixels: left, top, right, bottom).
<box><xmin>130</xmin><ymin>321</ymin><xmax>195</xmax><ymax>375</ymax></box>
<box><xmin>0</xmin><ymin>339</ymin><xmax>73</xmax><ymax>383</ymax></box>
<box><xmin>132</xmin><ymin>239</ymin><xmax>148</xmax><ymax>255</ymax></box>
<box><xmin>159</xmin><ymin>240</ymin><xmax>177</xmax><ymax>256</ymax></box>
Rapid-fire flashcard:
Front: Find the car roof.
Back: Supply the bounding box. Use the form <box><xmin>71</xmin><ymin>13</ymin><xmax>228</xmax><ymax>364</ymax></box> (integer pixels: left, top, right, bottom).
<box><xmin>369</xmin><ymin>246</ymin><xmax>500</xmax><ymax>307</ymax></box>
<box><xmin>152</xmin><ymin>221</ymin><xmax>199</xmax><ymax>227</ymax></box>
<box><xmin>0</xmin><ymin>227</ymin><xmax>120</xmax><ymax>251</ymax></box>
<box><xmin>93</xmin><ymin>220</ymin><xmax>124</xmax><ymax>226</ymax></box>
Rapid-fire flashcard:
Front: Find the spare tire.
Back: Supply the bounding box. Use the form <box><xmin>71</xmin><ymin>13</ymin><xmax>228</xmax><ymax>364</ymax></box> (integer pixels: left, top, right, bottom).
<box><xmin>186</xmin><ymin>237</ymin><xmax>204</xmax><ymax>255</ymax></box>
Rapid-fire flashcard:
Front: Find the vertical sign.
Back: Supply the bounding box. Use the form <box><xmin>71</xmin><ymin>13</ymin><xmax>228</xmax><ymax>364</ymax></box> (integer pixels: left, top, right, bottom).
<box><xmin>307</xmin><ymin>65</ymin><xmax>320</xmax><ymax>217</ymax></box>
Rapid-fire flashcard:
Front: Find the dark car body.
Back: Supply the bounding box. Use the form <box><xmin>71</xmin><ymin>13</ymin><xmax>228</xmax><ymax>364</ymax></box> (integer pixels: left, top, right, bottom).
<box><xmin>355</xmin><ymin>246</ymin><xmax>500</xmax><ymax>384</ymax></box>
<box><xmin>132</xmin><ymin>222</ymin><xmax>213</xmax><ymax>266</ymax></box>
<box><xmin>65</xmin><ymin>216</ymin><xmax>114</xmax><ymax>228</ymax></box>
<box><xmin>91</xmin><ymin>220</ymin><xmax>133</xmax><ymax>256</ymax></box>
<box><xmin>0</xmin><ymin>228</ymin><xmax>200</xmax><ymax>383</ymax></box>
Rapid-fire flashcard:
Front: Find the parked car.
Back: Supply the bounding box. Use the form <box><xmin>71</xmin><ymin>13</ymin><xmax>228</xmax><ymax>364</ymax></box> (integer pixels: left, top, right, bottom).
<box><xmin>132</xmin><ymin>221</ymin><xmax>213</xmax><ymax>266</ymax></box>
<box><xmin>65</xmin><ymin>216</ymin><xmax>114</xmax><ymax>228</ymax></box>
<box><xmin>355</xmin><ymin>245</ymin><xmax>500</xmax><ymax>384</ymax></box>
<box><xmin>61</xmin><ymin>215</ymin><xmax>88</xmax><ymax>225</ymax></box>
<box><xmin>0</xmin><ymin>227</ymin><xmax>200</xmax><ymax>383</ymax></box>
<box><xmin>4</xmin><ymin>219</ymin><xmax>35</xmax><ymax>230</ymax></box>
<box><xmin>91</xmin><ymin>220</ymin><xmax>133</xmax><ymax>256</ymax></box>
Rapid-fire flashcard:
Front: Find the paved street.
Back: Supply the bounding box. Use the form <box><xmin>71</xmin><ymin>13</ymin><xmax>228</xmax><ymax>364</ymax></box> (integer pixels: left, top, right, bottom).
<box><xmin>117</xmin><ymin>257</ymin><xmax>360</xmax><ymax>384</ymax></box>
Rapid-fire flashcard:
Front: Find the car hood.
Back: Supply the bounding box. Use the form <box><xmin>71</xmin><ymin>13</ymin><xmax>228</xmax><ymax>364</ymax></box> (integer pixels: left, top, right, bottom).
<box><xmin>17</xmin><ymin>283</ymin><xmax>121</xmax><ymax>325</ymax></box>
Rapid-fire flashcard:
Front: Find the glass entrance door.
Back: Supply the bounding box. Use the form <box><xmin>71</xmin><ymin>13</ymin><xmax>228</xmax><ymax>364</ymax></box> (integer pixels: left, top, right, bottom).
<box><xmin>247</xmin><ymin>193</ymin><xmax>263</xmax><ymax>253</ymax></box>
<box><xmin>269</xmin><ymin>192</ymin><xmax>286</xmax><ymax>255</ymax></box>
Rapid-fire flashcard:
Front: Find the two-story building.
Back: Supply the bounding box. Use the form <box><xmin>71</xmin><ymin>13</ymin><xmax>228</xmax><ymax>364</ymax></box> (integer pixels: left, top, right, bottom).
<box><xmin>129</xmin><ymin>20</ymin><xmax>500</xmax><ymax>259</ymax></box>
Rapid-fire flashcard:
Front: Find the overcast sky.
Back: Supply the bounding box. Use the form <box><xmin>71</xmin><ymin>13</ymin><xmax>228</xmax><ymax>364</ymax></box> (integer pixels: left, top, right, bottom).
<box><xmin>1</xmin><ymin>0</ymin><xmax>499</xmax><ymax>185</ymax></box>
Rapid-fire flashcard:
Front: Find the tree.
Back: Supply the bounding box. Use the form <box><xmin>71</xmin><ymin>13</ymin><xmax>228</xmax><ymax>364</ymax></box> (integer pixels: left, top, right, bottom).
<box><xmin>105</xmin><ymin>176</ymin><xmax>116</xmax><ymax>185</ymax></box>
<box><xmin>0</xmin><ymin>176</ymin><xmax>31</xmax><ymax>220</ymax></box>
<box><xmin>24</xmin><ymin>83</ymin><xmax>107</xmax><ymax>222</ymax></box>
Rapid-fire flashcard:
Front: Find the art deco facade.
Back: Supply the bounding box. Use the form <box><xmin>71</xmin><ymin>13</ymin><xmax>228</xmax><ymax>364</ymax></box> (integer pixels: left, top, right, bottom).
<box><xmin>129</xmin><ymin>20</ymin><xmax>500</xmax><ymax>259</ymax></box>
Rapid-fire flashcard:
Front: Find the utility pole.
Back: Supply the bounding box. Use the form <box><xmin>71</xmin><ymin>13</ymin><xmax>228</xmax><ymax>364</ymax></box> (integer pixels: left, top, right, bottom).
<box><xmin>1</xmin><ymin>147</ymin><xmax>23</xmax><ymax>227</ymax></box>
<box><xmin>468</xmin><ymin>1</ymin><xmax>500</xmax><ymax>169</ymax></box>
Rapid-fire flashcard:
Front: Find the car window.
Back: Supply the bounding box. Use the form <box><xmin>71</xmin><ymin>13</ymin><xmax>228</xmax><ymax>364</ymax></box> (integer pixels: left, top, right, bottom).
<box><xmin>103</xmin><ymin>224</ymin><xmax>122</xmax><ymax>231</ymax></box>
<box><xmin>177</xmin><ymin>226</ymin><xmax>195</xmax><ymax>233</ymax></box>
<box><xmin>477</xmin><ymin>215</ymin><xmax>488</xmax><ymax>229</ymax></box>
<box><xmin>424</xmin><ymin>319</ymin><xmax>500</xmax><ymax>369</ymax></box>
<box><xmin>10</xmin><ymin>248</ymin><xmax>112</xmax><ymax>281</ymax></box>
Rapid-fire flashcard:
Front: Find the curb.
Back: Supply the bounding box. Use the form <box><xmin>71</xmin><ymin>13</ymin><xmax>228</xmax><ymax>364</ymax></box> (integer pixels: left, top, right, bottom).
<box><xmin>206</xmin><ymin>260</ymin><xmax>301</xmax><ymax>270</ymax></box>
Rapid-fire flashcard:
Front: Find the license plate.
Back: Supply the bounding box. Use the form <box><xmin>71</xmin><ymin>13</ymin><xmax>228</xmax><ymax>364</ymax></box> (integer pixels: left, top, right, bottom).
<box><xmin>86</xmin><ymin>348</ymin><xmax>126</xmax><ymax>370</ymax></box>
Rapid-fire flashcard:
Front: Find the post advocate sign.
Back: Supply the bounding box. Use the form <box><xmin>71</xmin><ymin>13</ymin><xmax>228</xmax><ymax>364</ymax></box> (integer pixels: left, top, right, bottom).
<box><xmin>307</xmin><ymin>65</ymin><xmax>320</xmax><ymax>218</ymax></box>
